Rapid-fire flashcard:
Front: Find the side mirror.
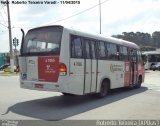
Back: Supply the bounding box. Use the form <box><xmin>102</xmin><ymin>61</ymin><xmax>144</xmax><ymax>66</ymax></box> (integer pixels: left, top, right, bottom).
<box><xmin>141</xmin><ymin>55</ymin><xmax>146</xmax><ymax>65</ymax></box>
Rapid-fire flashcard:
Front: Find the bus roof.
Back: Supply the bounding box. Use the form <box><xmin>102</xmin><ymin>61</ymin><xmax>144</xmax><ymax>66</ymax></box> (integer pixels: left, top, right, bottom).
<box><xmin>28</xmin><ymin>25</ymin><xmax>139</xmax><ymax>49</ymax></box>
<box><xmin>64</xmin><ymin>26</ymin><xmax>139</xmax><ymax>49</ymax></box>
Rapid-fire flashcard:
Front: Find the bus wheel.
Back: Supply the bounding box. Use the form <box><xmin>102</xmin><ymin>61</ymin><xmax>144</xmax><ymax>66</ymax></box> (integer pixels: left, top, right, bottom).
<box><xmin>98</xmin><ymin>81</ymin><xmax>109</xmax><ymax>98</ymax></box>
<box><xmin>135</xmin><ymin>77</ymin><xmax>142</xmax><ymax>88</ymax></box>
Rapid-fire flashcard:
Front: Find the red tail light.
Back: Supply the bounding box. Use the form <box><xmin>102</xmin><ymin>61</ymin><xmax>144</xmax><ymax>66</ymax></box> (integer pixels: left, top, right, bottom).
<box><xmin>59</xmin><ymin>63</ymin><xmax>67</xmax><ymax>76</ymax></box>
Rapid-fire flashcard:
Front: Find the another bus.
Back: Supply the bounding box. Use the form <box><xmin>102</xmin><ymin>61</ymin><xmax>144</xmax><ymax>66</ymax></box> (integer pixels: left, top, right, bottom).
<box><xmin>19</xmin><ymin>25</ymin><xmax>145</xmax><ymax>97</ymax></box>
<box><xmin>142</xmin><ymin>51</ymin><xmax>160</xmax><ymax>70</ymax></box>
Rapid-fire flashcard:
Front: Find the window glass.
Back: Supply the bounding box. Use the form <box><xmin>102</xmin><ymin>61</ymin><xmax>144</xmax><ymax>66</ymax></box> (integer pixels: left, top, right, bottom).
<box><xmin>120</xmin><ymin>46</ymin><xmax>128</xmax><ymax>61</ymax></box>
<box><xmin>90</xmin><ymin>41</ymin><xmax>96</xmax><ymax>59</ymax></box>
<box><xmin>98</xmin><ymin>41</ymin><xmax>106</xmax><ymax>59</ymax></box>
<box><xmin>116</xmin><ymin>45</ymin><xmax>120</xmax><ymax>60</ymax></box>
<box><xmin>84</xmin><ymin>40</ymin><xmax>91</xmax><ymax>59</ymax></box>
<box><xmin>71</xmin><ymin>35</ymin><xmax>83</xmax><ymax>58</ymax></box>
<box><xmin>23</xmin><ymin>26</ymin><xmax>62</xmax><ymax>55</ymax></box>
<box><xmin>110</xmin><ymin>44</ymin><xmax>117</xmax><ymax>60</ymax></box>
<box><xmin>123</xmin><ymin>47</ymin><xmax>128</xmax><ymax>61</ymax></box>
<box><xmin>105</xmin><ymin>43</ymin><xmax>111</xmax><ymax>59</ymax></box>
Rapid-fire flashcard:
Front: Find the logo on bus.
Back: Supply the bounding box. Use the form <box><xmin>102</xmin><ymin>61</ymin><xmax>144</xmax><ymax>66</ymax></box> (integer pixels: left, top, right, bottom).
<box><xmin>45</xmin><ymin>58</ymin><xmax>55</xmax><ymax>63</ymax></box>
<box><xmin>28</xmin><ymin>60</ymin><xmax>35</xmax><ymax>65</ymax></box>
<box><xmin>110</xmin><ymin>64</ymin><xmax>123</xmax><ymax>72</ymax></box>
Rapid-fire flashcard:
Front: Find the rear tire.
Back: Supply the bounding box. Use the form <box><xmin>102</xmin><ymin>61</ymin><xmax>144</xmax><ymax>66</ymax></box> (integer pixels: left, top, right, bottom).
<box><xmin>98</xmin><ymin>80</ymin><xmax>109</xmax><ymax>98</ymax></box>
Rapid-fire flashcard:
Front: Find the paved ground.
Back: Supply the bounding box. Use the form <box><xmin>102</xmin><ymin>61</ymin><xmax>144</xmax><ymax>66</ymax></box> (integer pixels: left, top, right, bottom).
<box><xmin>144</xmin><ymin>70</ymin><xmax>160</xmax><ymax>92</ymax></box>
<box><xmin>0</xmin><ymin>71</ymin><xmax>160</xmax><ymax>120</ymax></box>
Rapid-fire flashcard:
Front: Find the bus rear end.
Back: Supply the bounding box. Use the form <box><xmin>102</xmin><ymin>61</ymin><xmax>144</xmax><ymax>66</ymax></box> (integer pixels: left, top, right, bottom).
<box><xmin>19</xmin><ymin>26</ymin><xmax>69</xmax><ymax>93</ymax></box>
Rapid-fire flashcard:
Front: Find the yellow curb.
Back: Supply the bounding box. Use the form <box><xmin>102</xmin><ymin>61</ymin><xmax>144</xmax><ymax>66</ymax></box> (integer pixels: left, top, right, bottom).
<box><xmin>0</xmin><ymin>72</ymin><xmax>19</xmax><ymax>76</ymax></box>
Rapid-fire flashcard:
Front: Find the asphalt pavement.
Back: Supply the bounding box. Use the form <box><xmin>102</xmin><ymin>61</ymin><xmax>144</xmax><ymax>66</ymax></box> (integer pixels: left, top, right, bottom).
<box><xmin>0</xmin><ymin>71</ymin><xmax>160</xmax><ymax>120</ymax></box>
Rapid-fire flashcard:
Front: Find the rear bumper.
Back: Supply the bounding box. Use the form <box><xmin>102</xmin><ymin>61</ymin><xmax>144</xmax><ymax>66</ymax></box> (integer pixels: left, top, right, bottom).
<box><xmin>20</xmin><ymin>79</ymin><xmax>85</xmax><ymax>95</ymax></box>
<box><xmin>20</xmin><ymin>80</ymin><xmax>64</xmax><ymax>92</ymax></box>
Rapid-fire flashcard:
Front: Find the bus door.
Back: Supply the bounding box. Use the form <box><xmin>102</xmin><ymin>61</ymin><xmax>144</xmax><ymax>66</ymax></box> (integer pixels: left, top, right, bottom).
<box><xmin>84</xmin><ymin>40</ymin><xmax>97</xmax><ymax>93</ymax></box>
<box><xmin>130</xmin><ymin>49</ymin><xmax>138</xmax><ymax>85</ymax></box>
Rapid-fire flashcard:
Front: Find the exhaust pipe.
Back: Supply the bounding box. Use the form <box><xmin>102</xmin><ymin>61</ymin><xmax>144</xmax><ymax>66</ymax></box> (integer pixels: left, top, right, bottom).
<box><xmin>20</xmin><ymin>29</ymin><xmax>25</xmax><ymax>54</ymax></box>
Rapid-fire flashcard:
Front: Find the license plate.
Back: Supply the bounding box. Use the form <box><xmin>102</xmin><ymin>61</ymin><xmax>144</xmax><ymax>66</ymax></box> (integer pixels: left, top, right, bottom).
<box><xmin>35</xmin><ymin>84</ymin><xmax>43</xmax><ymax>88</ymax></box>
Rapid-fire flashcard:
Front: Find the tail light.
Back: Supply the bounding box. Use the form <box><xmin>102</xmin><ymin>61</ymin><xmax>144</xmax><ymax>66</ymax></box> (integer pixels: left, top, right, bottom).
<box><xmin>59</xmin><ymin>63</ymin><xmax>67</xmax><ymax>76</ymax></box>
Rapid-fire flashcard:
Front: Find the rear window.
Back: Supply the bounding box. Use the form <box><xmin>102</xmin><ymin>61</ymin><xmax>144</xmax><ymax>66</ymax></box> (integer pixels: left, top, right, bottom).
<box><xmin>21</xmin><ymin>26</ymin><xmax>63</xmax><ymax>56</ymax></box>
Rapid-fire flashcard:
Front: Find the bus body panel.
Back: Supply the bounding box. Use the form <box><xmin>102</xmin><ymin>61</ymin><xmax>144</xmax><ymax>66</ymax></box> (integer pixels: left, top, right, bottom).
<box><xmin>69</xmin><ymin>58</ymin><xmax>85</xmax><ymax>95</ymax></box>
<box><xmin>19</xmin><ymin>56</ymin><xmax>27</xmax><ymax>73</ymax></box>
<box><xmin>26</xmin><ymin>56</ymin><xmax>38</xmax><ymax>81</ymax></box>
<box><xmin>96</xmin><ymin>60</ymin><xmax>124</xmax><ymax>92</ymax></box>
<box><xmin>38</xmin><ymin>56</ymin><xmax>59</xmax><ymax>82</ymax></box>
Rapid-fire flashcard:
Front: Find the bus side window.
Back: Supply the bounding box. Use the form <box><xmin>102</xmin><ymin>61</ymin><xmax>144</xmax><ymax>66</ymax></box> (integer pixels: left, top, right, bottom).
<box><xmin>90</xmin><ymin>41</ymin><xmax>96</xmax><ymax>59</ymax></box>
<box><xmin>120</xmin><ymin>46</ymin><xmax>129</xmax><ymax>61</ymax></box>
<box><xmin>119</xmin><ymin>46</ymin><xmax>123</xmax><ymax>61</ymax></box>
<box><xmin>117</xmin><ymin>45</ymin><xmax>121</xmax><ymax>60</ymax></box>
<box><xmin>84</xmin><ymin>39</ymin><xmax>91</xmax><ymax>59</ymax></box>
<box><xmin>98</xmin><ymin>41</ymin><xmax>107</xmax><ymax>59</ymax></box>
<box><xmin>110</xmin><ymin>44</ymin><xmax>117</xmax><ymax>60</ymax></box>
<box><xmin>105</xmin><ymin>43</ymin><xmax>111</xmax><ymax>59</ymax></box>
<box><xmin>132</xmin><ymin>49</ymin><xmax>137</xmax><ymax>62</ymax></box>
<box><xmin>71</xmin><ymin>35</ymin><xmax>83</xmax><ymax>58</ymax></box>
